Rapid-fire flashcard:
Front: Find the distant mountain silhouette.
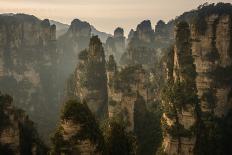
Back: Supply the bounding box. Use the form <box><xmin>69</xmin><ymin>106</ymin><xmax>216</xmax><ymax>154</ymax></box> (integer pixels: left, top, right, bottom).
<box><xmin>50</xmin><ymin>19</ymin><xmax>112</xmax><ymax>42</ymax></box>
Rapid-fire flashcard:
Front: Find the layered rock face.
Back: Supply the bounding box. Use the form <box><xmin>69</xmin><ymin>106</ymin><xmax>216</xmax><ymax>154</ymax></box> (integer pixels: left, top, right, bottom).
<box><xmin>161</xmin><ymin>22</ymin><xmax>197</xmax><ymax>155</ymax></box>
<box><xmin>106</xmin><ymin>60</ymin><xmax>149</xmax><ymax>131</ymax></box>
<box><xmin>0</xmin><ymin>14</ymin><xmax>59</xmax><ymax>140</ymax></box>
<box><xmin>57</xmin><ymin>19</ymin><xmax>91</xmax><ymax>88</ymax></box>
<box><xmin>105</xmin><ymin>27</ymin><xmax>126</xmax><ymax>62</ymax></box>
<box><xmin>191</xmin><ymin>14</ymin><xmax>232</xmax><ymax>117</ymax></box>
<box><xmin>67</xmin><ymin>36</ymin><xmax>108</xmax><ymax>120</ymax></box>
<box><xmin>191</xmin><ymin>13</ymin><xmax>232</xmax><ymax>154</ymax></box>
<box><xmin>154</xmin><ymin>20</ymin><xmax>174</xmax><ymax>49</ymax></box>
<box><xmin>120</xmin><ymin>20</ymin><xmax>156</xmax><ymax>68</ymax></box>
<box><xmin>161</xmin><ymin>9</ymin><xmax>232</xmax><ymax>154</ymax></box>
<box><xmin>0</xmin><ymin>93</ymin><xmax>47</xmax><ymax>155</ymax></box>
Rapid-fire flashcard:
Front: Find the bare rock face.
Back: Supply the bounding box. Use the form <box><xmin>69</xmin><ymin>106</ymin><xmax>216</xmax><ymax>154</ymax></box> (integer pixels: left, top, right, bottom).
<box><xmin>127</xmin><ymin>29</ymin><xmax>135</xmax><ymax>43</ymax></box>
<box><xmin>67</xmin><ymin>36</ymin><xmax>108</xmax><ymax>120</ymax></box>
<box><xmin>68</xmin><ymin>19</ymin><xmax>91</xmax><ymax>38</ymax></box>
<box><xmin>120</xmin><ymin>20</ymin><xmax>157</xmax><ymax>67</ymax></box>
<box><xmin>121</xmin><ymin>19</ymin><xmax>174</xmax><ymax>68</ymax></box>
<box><xmin>0</xmin><ymin>14</ymin><xmax>59</xmax><ymax>141</ymax></box>
<box><xmin>191</xmin><ymin>14</ymin><xmax>232</xmax><ymax>117</ymax></box>
<box><xmin>161</xmin><ymin>22</ymin><xmax>197</xmax><ymax>155</ymax></box>
<box><xmin>161</xmin><ymin>6</ymin><xmax>232</xmax><ymax>154</ymax></box>
<box><xmin>106</xmin><ymin>63</ymin><xmax>149</xmax><ymax>131</ymax></box>
<box><xmin>154</xmin><ymin>20</ymin><xmax>174</xmax><ymax>49</ymax></box>
<box><xmin>57</xmin><ymin>19</ymin><xmax>91</xmax><ymax>87</ymax></box>
<box><xmin>105</xmin><ymin>27</ymin><xmax>126</xmax><ymax>62</ymax></box>
<box><xmin>136</xmin><ymin>20</ymin><xmax>155</xmax><ymax>43</ymax></box>
<box><xmin>0</xmin><ymin>93</ymin><xmax>47</xmax><ymax>155</ymax></box>
<box><xmin>114</xmin><ymin>27</ymin><xmax>124</xmax><ymax>38</ymax></box>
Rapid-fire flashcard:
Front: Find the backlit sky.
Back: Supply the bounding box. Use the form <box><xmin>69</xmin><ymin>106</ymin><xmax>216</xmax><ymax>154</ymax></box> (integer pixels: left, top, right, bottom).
<box><xmin>0</xmin><ymin>0</ymin><xmax>231</xmax><ymax>35</ymax></box>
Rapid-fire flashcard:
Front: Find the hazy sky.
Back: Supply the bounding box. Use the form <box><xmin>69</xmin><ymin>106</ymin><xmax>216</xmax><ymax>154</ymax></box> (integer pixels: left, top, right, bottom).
<box><xmin>0</xmin><ymin>0</ymin><xmax>231</xmax><ymax>35</ymax></box>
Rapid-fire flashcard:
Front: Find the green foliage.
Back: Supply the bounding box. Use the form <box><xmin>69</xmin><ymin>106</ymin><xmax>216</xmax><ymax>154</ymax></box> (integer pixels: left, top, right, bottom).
<box><xmin>195</xmin><ymin>110</ymin><xmax>232</xmax><ymax>155</ymax></box>
<box><xmin>50</xmin><ymin>127</ymin><xmax>69</xmax><ymax>154</ymax></box>
<box><xmin>193</xmin><ymin>3</ymin><xmax>232</xmax><ymax>34</ymax></box>
<box><xmin>62</xmin><ymin>100</ymin><xmax>104</xmax><ymax>146</ymax></box>
<box><xmin>51</xmin><ymin>100</ymin><xmax>104</xmax><ymax>154</ymax></box>
<box><xmin>134</xmin><ymin>98</ymin><xmax>163</xmax><ymax>155</ymax></box>
<box><xmin>0</xmin><ymin>93</ymin><xmax>12</xmax><ymax>130</ymax></box>
<box><xmin>78</xmin><ymin>36</ymin><xmax>107</xmax><ymax>92</ymax></box>
<box><xmin>107</xmin><ymin>55</ymin><xmax>117</xmax><ymax>72</ymax></box>
<box><xmin>176</xmin><ymin>46</ymin><xmax>197</xmax><ymax>84</ymax></box>
<box><xmin>201</xmin><ymin>90</ymin><xmax>216</xmax><ymax>109</ymax></box>
<box><xmin>0</xmin><ymin>93</ymin><xmax>47</xmax><ymax>155</ymax></box>
<box><xmin>173</xmin><ymin>3</ymin><xmax>232</xmax><ymax>36</ymax></box>
<box><xmin>204</xmin><ymin>49</ymin><xmax>220</xmax><ymax>61</ymax></box>
<box><xmin>0</xmin><ymin>144</ymin><xmax>14</xmax><ymax>155</ymax></box>
<box><xmin>85</xmin><ymin>60</ymin><xmax>107</xmax><ymax>90</ymax></box>
<box><xmin>19</xmin><ymin>119</ymin><xmax>48</xmax><ymax>155</ymax></box>
<box><xmin>228</xmin><ymin>88</ymin><xmax>232</xmax><ymax>99</ymax></box>
<box><xmin>162</xmin><ymin>80</ymin><xmax>198</xmax><ymax>111</ymax></box>
<box><xmin>78</xmin><ymin>49</ymin><xmax>88</xmax><ymax>60</ymax></box>
<box><xmin>211</xmin><ymin>65</ymin><xmax>232</xmax><ymax>86</ymax></box>
<box><xmin>103</xmin><ymin>119</ymin><xmax>137</xmax><ymax>155</ymax></box>
<box><xmin>221</xmin><ymin>110</ymin><xmax>232</xmax><ymax>155</ymax></box>
<box><xmin>108</xmin><ymin>99</ymin><xmax>117</xmax><ymax>106</ymax></box>
<box><xmin>167</xmin><ymin>123</ymin><xmax>195</xmax><ymax>138</ymax></box>
<box><xmin>113</xmin><ymin>65</ymin><xmax>145</xmax><ymax>93</ymax></box>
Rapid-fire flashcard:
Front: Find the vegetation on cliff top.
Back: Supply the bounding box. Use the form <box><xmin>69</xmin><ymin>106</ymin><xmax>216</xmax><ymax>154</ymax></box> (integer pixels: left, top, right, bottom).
<box><xmin>62</xmin><ymin>100</ymin><xmax>104</xmax><ymax>149</ymax></box>
<box><xmin>102</xmin><ymin>118</ymin><xmax>137</xmax><ymax>155</ymax></box>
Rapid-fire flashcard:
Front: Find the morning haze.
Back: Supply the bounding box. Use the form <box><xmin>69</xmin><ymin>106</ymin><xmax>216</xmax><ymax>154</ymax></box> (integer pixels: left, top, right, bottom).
<box><xmin>0</xmin><ymin>0</ymin><xmax>231</xmax><ymax>34</ymax></box>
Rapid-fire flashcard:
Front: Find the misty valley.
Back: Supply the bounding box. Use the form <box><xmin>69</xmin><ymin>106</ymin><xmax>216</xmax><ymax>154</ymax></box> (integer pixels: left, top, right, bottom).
<box><xmin>0</xmin><ymin>2</ymin><xmax>232</xmax><ymax>155</ymax></box>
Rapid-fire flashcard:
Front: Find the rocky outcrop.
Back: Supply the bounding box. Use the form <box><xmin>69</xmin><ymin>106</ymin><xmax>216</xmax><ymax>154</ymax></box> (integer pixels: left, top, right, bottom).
<box><xmin>51</xmin><ymin>100</ymin><xmax>104</xmax><ymax>155</ymax></box>
<box><xmin>127</xmin><ymin>29</ymin><xmax>135</xmax><ymax>44</ymax></box>
<box><xmin>191</xmin><ymin>14</ymin><xmax>232</xmax><ymax>117</ymax></box>
<box><xmin>57</xmin><ymin>19</ymin><xmax>91</xmax><ymax>81</ymax></box>
<box><xmin>0</xmin><ymin>14</ymin><xmax>59</xmax><ymax>141</ymax></box>
<box><xmin>67</xmin><ymin>36</ymin><xmax>108</xmax><ymax>120</ymax></box>
<box><xmin>136</xmin><ymin>20</ymin><xmax>155</xmax><ymax>44</ymax></box>
<box><xmin>191</xmin><ymin>12</ymin><xmax>232</xmax><ymax>154</ymax></box>
<box><xmin>106</xmin><ymin>62</ymin><xmax>149</xmax><ymax>131</ymax></box>
<box><xmin>161</xmin><ymin>4</ymin><xmax>232</xmax><ymax>154</ymax></box>
<box><xmin>120</xmin><ymin>20</ymin><xmax>157</xmax><ymax>68</ymax></box>
<box><xmin>105</xmin><ymin>27</ymin><xmax>126</xmax><ymax>62</ymax></box>
<box><xmin>154</xmin><ymin>20</ymin><xmax>174</xmax><ymax>49</ymax></box>
<box><xmin>0</xmin><ymin>93</ymin><xmax>47</xmax><ymax>155</ymax></box>
<box><xmin>161</xmin><ymin>22</ymin><xmax>197</xmax><ymax>155</ymax></box>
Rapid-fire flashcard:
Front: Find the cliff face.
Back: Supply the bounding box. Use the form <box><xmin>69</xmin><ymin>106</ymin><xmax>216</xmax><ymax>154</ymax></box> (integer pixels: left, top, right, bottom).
<box><xmin>191</xmin><ymin>14</ymin><xmax>232</xmax><ymax>117</ymax></box>
<box><xmin>57</xmin><ymin>19</ymin><xmax>91</xmax><ymax>84</ymax></box>
<box><xmin>107</xmin><ymin>62</ymin><xmax>149</xmax><ymax>131</ymax></box>
<box><xmin>106</xmin><ymin>58</ymin><xmax>162</xmax><ymax>155</ymax></box>
<box><xmin>162</xmin><ymin>9</ymin><xmax>232</xmax><ymax>154</ymax></box>
<box><xmin>161</xmin><ymin>22</ymin><xmax>197</xmax><ymax>155</ymax></box>
<box><xmin>120</xmin><ymin>20</ymin><xmax>157</xmax><ymax>68</ymax></box>
<box><xmin>67</xmin><ymin>36</ymin><xmax>108</xmax><ymax>120</ymax></box>
<box><xmin>0</xmin><ymin>14</ymin><xmax>59</xmax><ymax>140</ymax></box>
<box><xmin>0</xmin><ymin>93</ymin><xmax>46</xmax><ymax>155</ymax></box>
<box><xmin>154</xmin><ymin>20</ymin><xmax>174</xmax><ymax>49</ymax></box>
<box><xmin>192</xmin><ymin>13</ymin><xmax>232</xmax><ymax>154</ymax></box>
<box><xmin>105</xmin><ymin>27</ymin><xmax>126</xmax><ymax>62</ymax></box>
